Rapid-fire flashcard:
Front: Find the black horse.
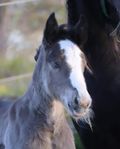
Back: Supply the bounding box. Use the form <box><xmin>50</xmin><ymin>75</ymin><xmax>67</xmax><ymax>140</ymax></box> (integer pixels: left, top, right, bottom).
<box><xmin>67</xmin><ymin>0</ymin><xmax>120</xmax><ymax>149</ymax></box>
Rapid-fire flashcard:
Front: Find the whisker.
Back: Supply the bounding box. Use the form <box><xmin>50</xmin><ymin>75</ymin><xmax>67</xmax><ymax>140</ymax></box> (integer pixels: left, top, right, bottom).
<box><xmin>76</xmin><ymin>108</ymin><xmax>94</xmax><ymax>131</ymax></box>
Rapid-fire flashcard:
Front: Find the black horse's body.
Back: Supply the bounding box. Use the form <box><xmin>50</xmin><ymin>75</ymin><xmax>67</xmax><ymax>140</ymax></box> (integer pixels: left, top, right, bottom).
<box><xmin>67</xmin><ymin>0</ymin><xmax>120</xmax><ymax>148</ymax></box>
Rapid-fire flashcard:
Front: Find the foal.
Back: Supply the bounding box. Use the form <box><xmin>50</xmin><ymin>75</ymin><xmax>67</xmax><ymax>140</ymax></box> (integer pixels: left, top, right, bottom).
<box><xmin>0</xmin><ymin>13</ymin><xmax>92</xmax><ymax>149</ymax></box>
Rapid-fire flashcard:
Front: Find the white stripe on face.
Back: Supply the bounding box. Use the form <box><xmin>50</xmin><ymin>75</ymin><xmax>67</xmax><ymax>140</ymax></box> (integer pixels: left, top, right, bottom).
<box><xmin>59</xmin><ymin>39</ymin><xmax>90</xmax><ymax>99</ymax></box>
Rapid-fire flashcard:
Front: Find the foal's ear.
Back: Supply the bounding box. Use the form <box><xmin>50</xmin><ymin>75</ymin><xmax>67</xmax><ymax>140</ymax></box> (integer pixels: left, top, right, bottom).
<box><xmin>43</xmin><ymin>12</ymin><xmax>58</xmax><ymax>44</ymax></box>
<box><xmin>73</xmin><ymin>15</ymin><xmax>88</xmax><ymax>45</ymax></box>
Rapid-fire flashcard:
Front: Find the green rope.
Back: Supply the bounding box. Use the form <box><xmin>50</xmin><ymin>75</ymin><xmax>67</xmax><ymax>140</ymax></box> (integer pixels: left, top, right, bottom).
<box><xmin>100</xmin><ymin>0</ymin><xmax>109</xmax><ymax>18</ymax></box>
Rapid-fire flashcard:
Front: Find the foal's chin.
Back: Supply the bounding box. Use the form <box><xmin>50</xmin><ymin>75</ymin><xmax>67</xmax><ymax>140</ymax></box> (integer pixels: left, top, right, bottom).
<box><xmin>70</xmin><ymin>107</ymin><xmax>93</xmax><ymax>122</ymax></box>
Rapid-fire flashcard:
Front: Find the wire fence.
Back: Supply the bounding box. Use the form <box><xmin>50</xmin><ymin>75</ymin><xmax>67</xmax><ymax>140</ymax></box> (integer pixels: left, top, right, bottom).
<box><xmin>0</xmin><ymin>0</ymin><xmax>39</xmax><ymax>7</ymax></box>
<box><xmin>0</xmin><ymin>0</ymin><xmax>37</xmax><ymax>84</ymax></box>
<box><xmin>0</xmin><ymin>0</ymin><xmax>65</xmax><ymax>85</ymax></box>
<box><xmin>0</xmin><ymin>73</ymin><xmax>32</xmax><ymax>84</ymax></box>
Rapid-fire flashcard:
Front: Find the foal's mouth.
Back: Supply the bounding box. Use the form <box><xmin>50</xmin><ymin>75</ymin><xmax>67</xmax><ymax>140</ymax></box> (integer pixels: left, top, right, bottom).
<box><xmin>72</xmin><ymin>108</ymin><xmax>90</xmax><ymax>119</ymax></box>
<box><xmin>68</xmin><ymin>101</ymin><xmax>91</xmax><ymax>119</ymax></box>
<box><xmin>69</xmin><ymin>105</ymin><xmax>92</xmax><ymax>120</ymax></box>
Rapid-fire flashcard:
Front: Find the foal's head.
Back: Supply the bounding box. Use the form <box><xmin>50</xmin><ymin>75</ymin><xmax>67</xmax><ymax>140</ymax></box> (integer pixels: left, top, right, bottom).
<box><xmin>34</xmin><ymin>13</ymin><xmax>92</xmax><ymax>119</ymax></box>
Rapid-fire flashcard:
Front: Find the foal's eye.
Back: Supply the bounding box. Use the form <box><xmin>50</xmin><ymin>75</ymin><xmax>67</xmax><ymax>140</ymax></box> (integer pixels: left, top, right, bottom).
<box><xmin>51</xmin><ymin>61</ymin><xmax>60</xmax><ymax>69</ymax></box>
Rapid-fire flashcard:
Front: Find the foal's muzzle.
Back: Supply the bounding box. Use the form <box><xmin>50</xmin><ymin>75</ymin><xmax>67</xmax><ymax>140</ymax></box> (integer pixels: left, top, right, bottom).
<box><xmin>68</xmin><ymin>91</ymin><xmax>92</xmax><ymax>119</ymax></box>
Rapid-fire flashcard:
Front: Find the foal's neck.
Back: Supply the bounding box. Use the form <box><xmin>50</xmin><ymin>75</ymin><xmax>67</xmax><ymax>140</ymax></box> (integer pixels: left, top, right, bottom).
<box><xmin>24</xmin><ymin>82</ymin><xmax>65</xmax><ymax>131</ymax></box>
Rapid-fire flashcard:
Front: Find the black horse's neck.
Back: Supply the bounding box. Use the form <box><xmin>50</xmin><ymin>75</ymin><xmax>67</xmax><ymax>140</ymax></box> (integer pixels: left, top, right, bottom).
<box><xmin>85</xmin><ymin>22</ymin><xmax>120</xmax><ymax>80</ymax></box>
<box><xmin>84</xmin><ymin>22</ymin><xmax>120</xmax><ymax>100</ymax></box>
<box><xmin>68</xmin><ymin>0</ymin><xmax>120</xmax><ymax>87</ymax></box>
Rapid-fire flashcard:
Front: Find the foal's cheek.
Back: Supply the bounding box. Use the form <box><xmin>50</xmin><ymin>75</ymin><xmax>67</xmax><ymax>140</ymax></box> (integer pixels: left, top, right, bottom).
<box><xmin>48</xmin><ymin>71</ymin><xmax>65</xmax><ymax>97</ymax></box>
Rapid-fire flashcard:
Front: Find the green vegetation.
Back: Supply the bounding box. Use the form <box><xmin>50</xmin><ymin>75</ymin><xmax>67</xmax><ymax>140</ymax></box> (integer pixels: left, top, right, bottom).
<box><xmin>0</xmin><ymin>57</ymin><xmax>34</xmax><ymax>79</ymax></box>
<box><xmin>0</xmin><ymin>78</ymin><xmax>30</xmax><ymax>96</ymax></box>
<box><xmin>0</xmin><ymin>56</ymin><xmax>34</xmax><ymax>96</ymax></box>
<box><xmin>74</xmin><ymin>133</ymin><xmax>85</xmax><ymax>149</ymax></box>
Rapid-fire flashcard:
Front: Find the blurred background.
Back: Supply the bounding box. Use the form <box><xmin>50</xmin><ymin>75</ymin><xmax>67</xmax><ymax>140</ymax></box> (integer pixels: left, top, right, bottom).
<box><xmin>0</xmin><ymin>0</ymin><xmax>67</xmax><ymax>96</ymax></box>
<box><xmin>0</xmin><ymin>0</ymin><xmax>83</xmax><ymax>148</ymax></box>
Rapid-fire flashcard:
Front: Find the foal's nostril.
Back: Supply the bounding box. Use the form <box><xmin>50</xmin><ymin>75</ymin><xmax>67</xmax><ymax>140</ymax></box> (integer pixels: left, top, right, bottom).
<box><xmin>74</xmin><ymin>97</ymin><xmax>79</xmax><ymax>105</ymax></box>
<box><xmin>73</xmin><ymin>97</ymin><xmax>81</xmax><ymax>112</ymax></box>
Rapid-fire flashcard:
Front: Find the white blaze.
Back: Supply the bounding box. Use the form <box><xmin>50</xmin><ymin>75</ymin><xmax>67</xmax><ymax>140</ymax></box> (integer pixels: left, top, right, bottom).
<box><xmin>59</xmin><ymin>39</ymin><xmax>90</xmax><ymax>99</ymax></box>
